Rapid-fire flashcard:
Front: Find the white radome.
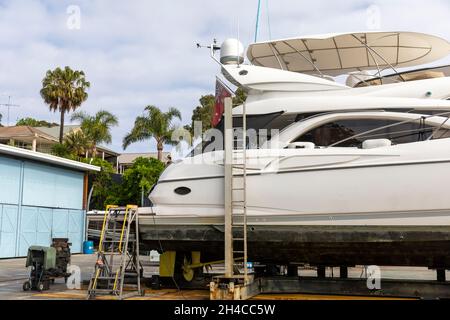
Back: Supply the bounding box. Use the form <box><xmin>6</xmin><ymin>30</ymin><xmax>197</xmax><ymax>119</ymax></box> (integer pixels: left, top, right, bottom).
<box><xmin>220</xmin><ymin>38</ymin><xmax>244</xmax><ymax>65</ymax></box>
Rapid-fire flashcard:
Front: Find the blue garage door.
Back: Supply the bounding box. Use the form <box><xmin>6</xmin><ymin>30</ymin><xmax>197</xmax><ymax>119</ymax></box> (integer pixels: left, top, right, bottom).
<box><xmin>18</xmin><ymin>207</ymin><xmax>38</xmax><ymax>256</ymax></box>
<box><xmin>52</xmin><ymin>209</ymin><xmax>84</xmax><ymax>254</ymax></box>
<box><xmin>0</xmin><ymin>158</ymin><xmax>86</xmax><ymax>257</ymax></box>
<box><xmin>68</xmin><ymin>210</ymin><xmax>84</xmax><ymax>253</ymax></box>
<box><xmin>36</xmin><ymin>208</ymin><xmax>53</xmax><ymax>247</ymax></box>
<box><xmin>16</xmin><ymin>208</ymin><xmax>85</xmax><ymax>256</ymax></box>
<box><xmin>22</xmin><ymin>162</ymin><xmax>84</xmax><ymax>210</ymax></box>
<box><xmin>0</xmin><ymin>205</ymin><xmax>19</xmax><ymax>258</ymax></box>
<box><xmin>18</xmin><ymin>207</ymin><xmax>54</xmax><ymax>256</ymax></box>
<box><xmin>0</xmin><ymin>157</ymin><xmax>21</xmax><ymax>258</ymax></box>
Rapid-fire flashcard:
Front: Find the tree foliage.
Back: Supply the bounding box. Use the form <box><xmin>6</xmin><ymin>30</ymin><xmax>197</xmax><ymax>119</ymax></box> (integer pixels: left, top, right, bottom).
<box><xmin>184</xmin><ymin>88</ymin><xmax>248</xmax><ymax>136</ymax></box>
<box><xmin>184</xmin><ymin>94</ymin><xmax>215</xmax><ymax>137</ymax></box>
<box><xmin>123</xmin><ymin>105</ymin><xmax>181</xmax><ymax>161</ymax></box>
<box><xmin>16</xmin><ymin>118</ymin><xmax>58</xmax><ymax>127</ymax></box>
<box><xmin>50</xmin><ymin>143</ymin><xmax>75</xmax><ymax>159</ymax></box>
<box><xmin>86</xmin><ymin>157</ymin><xmax>165</xmax><ymax>209</ymax></box>
<box><xmin>71</xmin><ymin>110</ymin><xmax>118</xmax><ymax>156</ymax></box>
<box><xmin>115</xmin><ymin>157</ymin><xmax>165</xmax><ymax>206</ymax></box>
<box><xmin>233</xmin><ymin>87</ymin><xmax>247</xmax><ymax>107</ymax></box>
<box><xmin>84</xmin><ymin>158</ymin><xmax>116</xmax><ymax>210</ymax></box>
<box><xmin>40</xmin><ymin>66</ymin><xmax>90</xmax><ymax>142</ymax></box>
<box><xmin>63</xmin><ymin>130</ymin><xmax>91</xmax><ymax>158</ymax></box>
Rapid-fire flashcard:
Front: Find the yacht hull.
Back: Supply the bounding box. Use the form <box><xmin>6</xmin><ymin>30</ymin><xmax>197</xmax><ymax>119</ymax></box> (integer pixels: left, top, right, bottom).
<box><xmin>145</xmin><ymin>140</ymin><xmax>450</xmax><ymax>267</ymax></box>
<box><xmin>149</xmin><ymin>159</ymin><xmax>450</xmax><ymax>226</ymax></box>
<box><xmin>139</xmin><ymin>222</ymin><xmax>450</xmax><ymax>267</ymax></box>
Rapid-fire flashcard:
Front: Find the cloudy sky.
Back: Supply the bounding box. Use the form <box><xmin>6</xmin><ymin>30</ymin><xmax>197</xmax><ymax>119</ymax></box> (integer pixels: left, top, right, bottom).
<box><xmin>0</xmin><ymin>0</ymin><xmax>450</xmax><ymax>153</ymax></box>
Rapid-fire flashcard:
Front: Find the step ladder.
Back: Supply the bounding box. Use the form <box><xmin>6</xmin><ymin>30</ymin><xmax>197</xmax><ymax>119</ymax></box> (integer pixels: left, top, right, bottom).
<box><xmin>231</xmin><ymin>102</ymin><xmax>249</xmax><ymax>283</ymax></box>
<box><xmin>87</xmin><ymin>205</ymin><xmax>143</xmax><ymax>300</ymax></box>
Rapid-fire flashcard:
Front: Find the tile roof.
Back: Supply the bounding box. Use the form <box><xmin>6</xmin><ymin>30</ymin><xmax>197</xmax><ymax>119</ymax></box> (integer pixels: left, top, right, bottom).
<box><xmin>118</xmin><ymin>152</ymin><xmax>171</xmax><ymax>164</ymax></box>
<box><xmin>0</xmin><ymin>126</ymin><xmax>58</xmax><ymax>141</ymax></box>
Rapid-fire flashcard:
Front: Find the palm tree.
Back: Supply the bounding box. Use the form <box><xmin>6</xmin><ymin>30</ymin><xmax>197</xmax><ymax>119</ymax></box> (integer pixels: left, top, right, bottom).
<box><xmin>123</xmin><ymin>105</ymin><xmax>181</xmax><ymax>161</ymax></box>
<box><xmin>63</xmin><ymin>130</ymin><xmax>91</xmax><ymax>158</ymax></box>
<box><xmin>40</xmin><ymin>66</ymin><xmax>90</xmax><ymax>143</ymax></box>
<box><xmin>71</xmin><ymin>110</ymin><xmax>119</xmax><ymax>156</ymax></box>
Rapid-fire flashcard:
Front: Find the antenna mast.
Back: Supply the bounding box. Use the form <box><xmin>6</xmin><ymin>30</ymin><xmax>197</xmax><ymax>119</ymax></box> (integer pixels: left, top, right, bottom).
<box><xmin>254</xmin><ymin>0</ymin><xmax>262</xmax><ymax>43</ymax></box>
<box><xmin>0</xmin><ymin>96</ymin><xmax>20</xmax><ymax>126</ymax></box>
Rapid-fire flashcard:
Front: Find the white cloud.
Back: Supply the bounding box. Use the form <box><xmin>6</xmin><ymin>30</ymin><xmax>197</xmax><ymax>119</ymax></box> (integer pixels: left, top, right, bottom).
<box><xmin>0</xmin><ymin>0</ymin><xmax>449</xmax><ymax>152</ymax></box>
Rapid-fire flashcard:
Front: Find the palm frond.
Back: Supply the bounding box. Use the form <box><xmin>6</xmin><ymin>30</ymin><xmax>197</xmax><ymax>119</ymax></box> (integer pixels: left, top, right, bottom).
<box><xmin>124</xmin><ymin>105</ymin><xmax>183</xmax><ymax>153</ymax></box>
<box><xmin>122</xmin><ymin>116</ymin><xmax>153</xmax><ymax>149</ymax></box>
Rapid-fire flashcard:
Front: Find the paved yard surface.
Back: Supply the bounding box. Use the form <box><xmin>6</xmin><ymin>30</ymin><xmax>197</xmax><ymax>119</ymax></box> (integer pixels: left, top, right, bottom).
<box><xmin>0</xmin><ymin>255</ymin><xmax>447</xmax><ymax>300</ymax></box>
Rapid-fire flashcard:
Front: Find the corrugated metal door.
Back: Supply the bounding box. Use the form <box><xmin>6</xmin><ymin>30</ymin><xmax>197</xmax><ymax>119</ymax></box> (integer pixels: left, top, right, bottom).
<box><xmin>0</xmin><ymin>205</ymin><xmax>19</xmax><ymax>258</ymax></box>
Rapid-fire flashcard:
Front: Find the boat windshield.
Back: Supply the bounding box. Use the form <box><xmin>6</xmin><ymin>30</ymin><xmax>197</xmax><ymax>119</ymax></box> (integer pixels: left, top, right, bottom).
<box><xmin>327</xmin><ymin>111</ymin><xmax>450</xmax><ymax>148</ymax></box>
<box><xmin>186</xmin><ymin>112</ymin><xmax>285</xmax><ymax>156</ymax></box>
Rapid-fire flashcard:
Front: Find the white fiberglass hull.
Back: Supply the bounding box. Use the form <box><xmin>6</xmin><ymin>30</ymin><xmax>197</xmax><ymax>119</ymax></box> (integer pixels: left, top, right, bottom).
<box><xmin>149</xmin><ymin>138</ymin><xmax>450</xmax><ymax>226</ymax></box>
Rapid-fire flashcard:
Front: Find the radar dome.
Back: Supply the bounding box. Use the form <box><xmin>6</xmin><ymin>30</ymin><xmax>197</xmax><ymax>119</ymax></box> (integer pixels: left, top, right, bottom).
<box><xmin>220</xmin><ymin>39</ymin><xmax>245</xmax><ymax>65</ymax></box>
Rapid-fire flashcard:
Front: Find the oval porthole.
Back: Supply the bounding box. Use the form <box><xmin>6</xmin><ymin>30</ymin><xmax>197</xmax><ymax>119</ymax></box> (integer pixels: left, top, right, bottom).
<box><xmin>174</xmin><ymin>187</ymin><xmax>191</xmax><ymax>195</ymax></box>
<box><xmin>239</xmin><ymin>70</ymin><xmax>248</xmax><ymax>76</ymax></box>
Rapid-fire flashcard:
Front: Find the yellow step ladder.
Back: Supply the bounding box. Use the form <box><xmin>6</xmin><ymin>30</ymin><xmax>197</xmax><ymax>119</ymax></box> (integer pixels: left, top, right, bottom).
<box><xmin>87</xmin><ymin>205</ymin><xmax>143</xmax><ymax>300</ymax></box>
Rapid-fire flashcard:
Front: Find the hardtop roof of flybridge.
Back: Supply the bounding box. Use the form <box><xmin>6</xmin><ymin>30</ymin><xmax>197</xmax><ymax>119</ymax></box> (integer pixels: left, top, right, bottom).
<box><xmin>247</xmin><ymin>31</ymin><xmax>450</xmax><ymax>76</ymax></box>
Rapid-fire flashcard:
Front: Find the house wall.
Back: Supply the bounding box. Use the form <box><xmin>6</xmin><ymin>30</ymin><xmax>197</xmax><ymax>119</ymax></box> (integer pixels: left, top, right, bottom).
<box><xmin>0</xmin><ymin>156</ymin><xmax>85</xmax><ymax>258</ymax></box>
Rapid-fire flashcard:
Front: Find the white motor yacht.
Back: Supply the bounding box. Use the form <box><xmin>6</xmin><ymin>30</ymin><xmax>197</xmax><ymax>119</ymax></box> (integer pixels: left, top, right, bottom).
<box><xmin>142</xmin><ymin>32</ymin><xmax>450</xmax><ymax>268</ymax></box>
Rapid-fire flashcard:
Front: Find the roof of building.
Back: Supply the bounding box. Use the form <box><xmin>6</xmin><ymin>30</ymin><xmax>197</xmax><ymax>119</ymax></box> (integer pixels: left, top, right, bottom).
<box><xmin>36</xmin><ymin>125</ymin><xmax>81</xmax><ymax>138</ymax></box>
<box><xmin>0</xmin><ymin>126</ymin><xmax>58</xmax><ymax>141</ymax></box>
<box><xmin>0</xmin><ymin>143</ymin><xmax>100</xmax><ymax>172</ymax></box>
<box><xmin>37</xmin><ymin>125</ymin><xmax>120</xmax><ymax>156</ymax></box>
<box><xmin>0</xmin><ymin>125</ymin><xmax>119</xmax><ymax>157</ymax></box>
<box><xmin>118</xmin><ymin>152</ymin><xmax>171</xmax><ymax>164</ymax></box>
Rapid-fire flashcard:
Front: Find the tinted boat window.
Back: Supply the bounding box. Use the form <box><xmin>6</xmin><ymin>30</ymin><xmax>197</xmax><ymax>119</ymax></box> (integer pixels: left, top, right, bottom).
<box><xmin>295</xmin><ymin>118</ymin><xmax>437</xmax><ymax>147</ymax></box>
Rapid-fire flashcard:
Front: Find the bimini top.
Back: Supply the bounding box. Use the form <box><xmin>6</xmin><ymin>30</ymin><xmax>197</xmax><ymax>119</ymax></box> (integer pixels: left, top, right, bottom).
<box><xmin>247</xmin><ymin>31</ymin><xmax>450</xmax><ymax>76</ymax></box>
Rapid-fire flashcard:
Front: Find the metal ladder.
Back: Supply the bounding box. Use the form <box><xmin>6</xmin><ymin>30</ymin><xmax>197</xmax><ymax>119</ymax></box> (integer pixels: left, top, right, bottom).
<box><xmin>87</xmin><ymin>205</ymin><xmax>143</xmax><ymax>300</ymax></box>
<box><xmin>231</xmin><ymin>102</ymin><xmax>249</xmax><ymax>283</ymax></box>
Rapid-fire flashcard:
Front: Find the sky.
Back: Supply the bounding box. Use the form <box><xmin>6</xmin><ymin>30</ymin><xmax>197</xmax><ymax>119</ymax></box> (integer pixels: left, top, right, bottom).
<box><xmin>0</xmin><ymin>0</ymin><xmax>450</xmax><ymax>153</ymax></box>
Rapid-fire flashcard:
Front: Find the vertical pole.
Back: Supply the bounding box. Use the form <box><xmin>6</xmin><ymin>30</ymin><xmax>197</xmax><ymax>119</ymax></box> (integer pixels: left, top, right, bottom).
<box><xmin>7</xmin><ymin>96</ymin><xmax>11</xmax><ymax>126</ymax></box>
<box><xmin>243</xmin><ymin>100</ymin><xmax>248</xmax><ymax>282</ymax></box>
<box><xmin>135</xmin><ymin>209</ymin><xmax>141</xmax><ymax>295</ymax></box>
<box><xmin>224</xmin><ymin>97</ymin><xmax>233</xmax><ymax>278</ymax></box>
<box><xmin>254</xmin><ymin>0</ymin><xmax>262</xmax><ymax>43</ymax></box>
<box><xmin>14</xmin><ymin>161</ymin><xmax>25</xmax><ymax>256</ymax></box>
<box><xmin>32</xmin><ymin>136</ymin><xmax>37</xmax><ymax>152</ymax></box>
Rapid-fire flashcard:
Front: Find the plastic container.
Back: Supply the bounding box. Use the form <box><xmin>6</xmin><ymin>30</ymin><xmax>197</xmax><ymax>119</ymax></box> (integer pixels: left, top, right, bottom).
<box><xmin>83</xmin><ymin>241</ymin><xmax>94</xmax><ymax>254</ymax></box>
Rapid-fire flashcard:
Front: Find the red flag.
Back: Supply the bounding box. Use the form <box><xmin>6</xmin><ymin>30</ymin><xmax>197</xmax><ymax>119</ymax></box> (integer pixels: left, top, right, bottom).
<box><xmin>212</xmin><ymin>77</ymin><xmax>232</xmax><ymax>127</ymax></box>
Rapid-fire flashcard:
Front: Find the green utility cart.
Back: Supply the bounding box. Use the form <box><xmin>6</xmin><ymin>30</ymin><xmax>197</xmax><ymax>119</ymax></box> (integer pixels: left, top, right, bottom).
<box><xmin>23</xmin><ymin>238</ymin><xmax>72</xmax><ymax>292</ymax></box>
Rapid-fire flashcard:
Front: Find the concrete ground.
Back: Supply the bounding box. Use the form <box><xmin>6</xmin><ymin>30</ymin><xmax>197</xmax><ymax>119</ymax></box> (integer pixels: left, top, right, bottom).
<box><xmin>0</xmin><ymin>254</ymin><xmax>448</xmax><ymax>300</ymax></box>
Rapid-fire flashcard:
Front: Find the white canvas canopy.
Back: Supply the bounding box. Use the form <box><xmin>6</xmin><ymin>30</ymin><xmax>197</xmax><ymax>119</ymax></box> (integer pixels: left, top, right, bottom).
<box><xmin>247</xmin><ymin>31</ymin><xmax>450</xmax><ymax>76</ymax></box>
